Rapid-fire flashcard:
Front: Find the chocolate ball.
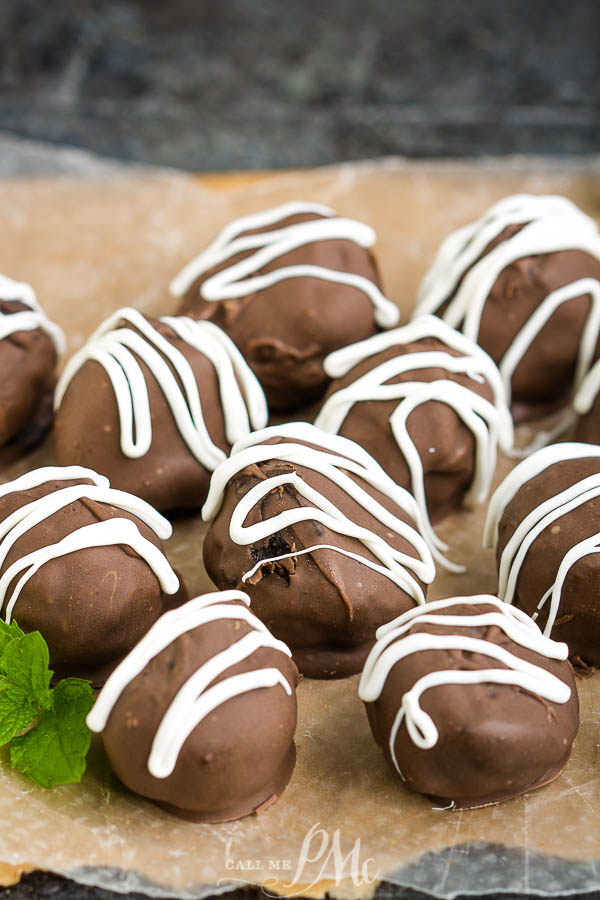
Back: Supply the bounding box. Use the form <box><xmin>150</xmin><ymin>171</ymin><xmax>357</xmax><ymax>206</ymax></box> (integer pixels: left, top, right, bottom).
<box><xmin>202</xmin><ymin>422</ymin><xmax>436</xmax><ymax>679</ymax></box>
<box><xmin>0</xmin><ymin>466</ymin><xmax>183</xmax><ymax>684</ymax></box>
<box><xmin>359</xmin><ymin>595</ymin><xmax>579</xmax><ymax>808</ymax></box>
<box><xmin>87</xmin><ymin>590</ymin><xmax>299</xmax><ymax>822</ymax></box>
<box><xmin>0</xmin><ymin>274</ymin><xmax>65</xmax><ymax>460</ymax></box>
<box><xmin>315</xmin><ymin>315</ymin><xmax>512</xmax><ymax>568</ymax></box>
<box><xmin>53</xmin><ymin>308</ymin><xmax>267</xmax><ymax>512</ymax></box>
<box><xmin>485</xmin><ymin>443</ymin><xmax>600</xmax><ymax>668</ymax></box>
<box><xmin>414</xmin><ymin>194</ymin><xmax>600</xmax><ymax>423</ymax></box>
<box><xmin>169</xmin><ymin>202</ymin><xmax>400</xmax><ymax>410</ymax></box>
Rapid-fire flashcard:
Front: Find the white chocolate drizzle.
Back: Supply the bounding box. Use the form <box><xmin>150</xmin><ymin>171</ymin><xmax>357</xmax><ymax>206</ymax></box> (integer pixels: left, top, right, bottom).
<box><xmin>358</xmin><ymin>595</ymin><xmax>571</xmax><ymax>774</ymax></box>
<box><xmin>413</xmin><ymin>194</ymin><xmax>600</xmax><ymax>444</ymax></box>
<box><xmin>202</xmin><ymin>422</ymin><xmax>436</xmax><ymax>604</ymax></box>
<box><xmin>0</xmin><ymin>466</ymin><xmax>179</xmax><ymax>622</ymax></box>
<box><xmin>0</xmin><ymin>273</ymin><xmax>65</xmax><ymax>355</ymax></box>
<box><xmin>315</xmin><ymin>315</ymin><xmax>513</xmax><ymax>571</ymax></box>
<box><xmin>54</xmin><ymin>308</ymin><xmax>268</xmax><ymax>470</ymax></box>
<box><xmin>87</xmin><ymin>590</ymin><xmax>294</xmax><ymax>779</ymax></box>
<box><xmin>169</xmin><ymin>202</ymin><xmax>400</xmax><ymax>328</ymax></box>
<box><xmin>484</xmin><ymin>442</ymin><xmax>600</xmax><ymax>635</ymax></box>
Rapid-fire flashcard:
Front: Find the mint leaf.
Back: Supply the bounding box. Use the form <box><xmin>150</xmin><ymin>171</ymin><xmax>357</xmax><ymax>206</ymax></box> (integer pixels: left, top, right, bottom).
<box><xmin>0</xmin><ymin>619</ymin><xmax>25</xmax><ymax>659</ymax></box>
<box><xmin>0</xmin><ymin>685</ymin><xmax>37</xmax><ymax>745</ymax></box>
<box><xmin>0</xmin><ymin>632</ymin><xmax>52</xmax><ymax>710</ymax></box>
<box><xmin>10</xmin><ymin>678</ymin><xmax>94</xmax><ymax>788</ymax></box>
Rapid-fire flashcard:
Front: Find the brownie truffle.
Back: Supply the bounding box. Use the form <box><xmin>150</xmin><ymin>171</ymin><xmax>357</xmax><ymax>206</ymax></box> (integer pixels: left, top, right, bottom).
<box><xmin>0</xmin><ymin>273</ymin><xmax>65</xmax><ymax>460</ymax></box>
<box><xmin>315</xmin><ymin>315</ymin><xmax>512</xmax><ymax>569</ymax></box>
<box><xmin>0</xmin><ymin>465</ymin><xmax>183</xmax><ymax>684</ymax></box>
<box><xmin>169</xmin><ymin>202</ymin><xmax>400</xmax><ymax>410</ymax></box>
<box><xmin>485</xmin><ymin>442</ymin><xmax>600</xmax><ymax>667</ymax></box>
<box><xmin>202</xmin><ymin>422</ymin><xmax>436</xmax><ymax>679</ymax></box>
<box><xmin>413</xmin><ymin>194</ymin><xmax>600</xmax><ymax>424</ymax></box>
<box><xmin>87</xmin><ymin>590</ymin><xmax>299</xmax><ymax>822</ymax></box>
<box><xmin>359</xmin><ymin>595</ymin><xmax>578</xmax><ymax>808</ymax></box>
<box><xmin>53</xmin><ymin>307</ymin><xmax>267</xmax><ymax>512</ymax></box>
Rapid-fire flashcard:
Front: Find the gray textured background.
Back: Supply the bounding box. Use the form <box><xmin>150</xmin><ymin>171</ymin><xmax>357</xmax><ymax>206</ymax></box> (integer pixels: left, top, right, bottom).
<box><xmin>0</xmin><ymin>0</ymin><xmax>598</xmax><ymax>172</ymax></box>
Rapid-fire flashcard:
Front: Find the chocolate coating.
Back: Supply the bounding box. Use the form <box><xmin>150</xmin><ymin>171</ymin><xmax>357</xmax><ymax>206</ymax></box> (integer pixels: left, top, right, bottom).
<box><xmin>0</xmin><ymin>475</ymin><xmax>185</xmax><ymax>684</ymax></box>
<box><xmin>0</xmin><ymin>299</ymin><xmax>57</xmax><ymax>460</ymax></box>
<box><xmin>496</xmin><ymin>455</ymin><xmax>600</xmax><ymax>667</ymax></box>
<box><xmin>415</xmin><ymin>195</ymin><xmax>600</xmax><ymax>423</ymax></box>
<box><xmin>176</xmin><ymin>211</ymin><xmax>384</xmax><ymax>410</ymax></box>
<box><xmin>574</xmin><ymin>392</ymin><xmax>600</xmax><ymax>444</ymax></box>
<box><xmin>362</xmin><ymin>599</ymin><xmax>579</xmax><ymax>808</ymax></box>
<box><xmin>469</xmin><ymin>239</ymin><xmax>600</xmax><ymax>419</ymax></box>
<box><xmin>53</xmin><ymin>312</ymin><xmax>265</xmax><ymax>512</ymax></box>
<box><xmin>318</xmin><ymin>335</ymin><xmax>496</xmax><ymax>524</ymax></box>
<box><xmin>99</xmin><ymin>596</ymin><xmax>299</xmax><ymax>822</ymax></box>
<box><xmin>203</xmin><ymin>430</ymin><xmax>432</xmax><ymax>679</ymax></box>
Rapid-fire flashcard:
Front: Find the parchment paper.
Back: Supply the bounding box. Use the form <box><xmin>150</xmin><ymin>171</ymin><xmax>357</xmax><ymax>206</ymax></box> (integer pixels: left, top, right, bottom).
<box><xmin>1</xmin><ymin>158</ymin><xmax>600</xmax><ymax>898</ymax></box>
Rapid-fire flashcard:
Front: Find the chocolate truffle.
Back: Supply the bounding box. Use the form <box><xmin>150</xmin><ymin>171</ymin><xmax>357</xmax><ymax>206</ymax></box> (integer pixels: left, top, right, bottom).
<box><xmin>315</xmin><ymin>315</ymin><xmax>513</xmax><ymax>569</ymax></box>
<box><xmin>53</xmin><ymin>307</ymin><xmax>268</xmax><ymax>512</ymax></box>
<box><xmin>359</xmin><ymin>595</ymin><xmax>578</xmax><ymax>808</ymax></box>
<box><xmin>413</xmin><ymin>194</ymin><xmax>600</xmax><ymax>424</ymax></box>
<box><xmin>169</xmin><ymin>202</ymin><xmax>400</xmax><ymax>410</ymax></box>
<box><xmin>0</xmin><ymin>274</ymin><xmax>65</xmax><ymax>459</ymax></box>
<box><xmin>202</xmin><ymin>422</ymin><xmax>436</xmax><ymax>679</ymax></box>
<box><xmin>87</xmin><ymin>590</ymin><xmax>299</xmax><ymax>822</ymax></box>
<box><xmin>485</xmin><ymin>442</ymin><xmax>600</xmax><ymax>668</ymax></box>
<box><xmin>0</xmin><ymin>465</ymin><xmax>183</xmax><ymax>684</ymax></box>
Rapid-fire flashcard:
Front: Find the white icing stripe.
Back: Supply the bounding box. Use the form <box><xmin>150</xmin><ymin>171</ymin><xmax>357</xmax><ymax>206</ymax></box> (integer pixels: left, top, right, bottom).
<box><xmin>0</xmin><ymin>273</ymin><xmax>66</xmax><ymax>355</ymax></box>
<box><xmin>415</xmin><ymin>195</ymin><xmax>598</xmax><ymax>316</ymax></box>
<box><xmin>498</xmin><ymin>278</ymin><xmax>600</xmax><ymax>407</ymax></box>
<box><xmin>358</xmin><ymin>595</ymin><xmax>571</xmax><ymax>772</ymax></box>
<box><xmin>148</xmin><ymin>625</ymin><xmax>291</xmax><ymax>777</ymax></box>
<box><xmin>240</xmin><ymin>543</ymin><xmax>430</xmax><ymax>595</ymax></box>
<box><xmin>0</xmin><ymin>468</ymin><xmax>179</xmax><ymax>622</ymax></box>
<box><xmin>54</xmin><ymin>308</ymin><xmax>267</xmax><ymax>469</ymax></box>
<box><xmin>202</xmin><ymin>422</ymin><xmax>436</xmax><ymax>603</ymax></box>
<box><xmin>413</xmin><ymin>195</ymin><xmax>600</xmax><ymax>439</ymax></box>
<box><xmin>573</xmin><ymin>355</ymin><xmax>600</xmax><ymax>415</ymax></box>
<box><xmin>484</xmin><ymin>444</ymin><xmax>600</xmax><ymax>636</ymax></box>
<box><xmin>0</xmin><ymin>466</ymin><xmax>109</xmax><ymax>500</ymax></box>
<box><xmin>535</xmin><ymin>536</ymin><xmax>600</xmax><ymax>631</ymax></box>
<box><xmin>87</xmin><ymin>591</ymin><xmax>293</xmax><ymax>779</ymax></box>
<box><xmin>316</xmin><ymin>316</ymin><xmax>513</xmax><ymax>571</ymax></box>
<box><xmin>483</xmin><ymin>442</ymin><xmax>600</xmax><ymax>548</ymax></box>
<box><xmin>1</xmin><ymin>518</ymin><xmax>178</xmax><ymax>623</ymax></box>
<box><xmin>169</xmin><ymin>202</ymin><xmax>400</xmax><ymax>329</ymax></box>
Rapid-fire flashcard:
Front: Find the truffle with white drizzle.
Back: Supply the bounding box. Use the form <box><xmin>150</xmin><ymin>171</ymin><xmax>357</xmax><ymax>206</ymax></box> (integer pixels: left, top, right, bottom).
<box><xmin>359</xmin><ymin>595</ymin><xmax>578</xmax><ymax>808</ymax></box>
<box><xmin>202</xmin><ymin>422</ymin><xmax>436</xmax><ymax>679</ymax></box>
<box><xmin>53</xmin><ymin>308</ymin><xmax>268</xmax><ymax>512</ymax></box>
<box><xmin>315</xmin><ymin>315</ymin><xmax>513</xmax><ymax>571</ymax></box>
<box><xmin>87</xmin><ymin>590</ymin><xmax>299</xmax><ymax>822</ymax></box>
<box><xmin>413</xmin><ymin>194</ymin><xmax>600</xmax><ymax>428</ymax></box>
<box><xmin>0</xmin><ymin>466</ymin><xmax>184</xmax><ymax>684</ymax></box>
<box><xmin>170</xmin><ymin>202</ymin><xmax>399</xmax><ymax>410</ymax></box>
<box><xmin>0</xmin><ymin>273</ymin><xmax>65</xmax><ymax>457</ymax></box>
<box><xmin>485</xmin><ymin>442</ymin><xmax>600</xmax><ymax>667</ymax></box>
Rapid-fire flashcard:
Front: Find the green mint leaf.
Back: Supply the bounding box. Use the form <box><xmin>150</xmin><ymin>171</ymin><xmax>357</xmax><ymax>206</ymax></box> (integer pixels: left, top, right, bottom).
<box><xmin>0</xmin><ymin>619</ymin><xmax>25</xmax><ymax>660</ymax></box>
<box><xmin>0</xmin><ymin>684</ymin><xmax>37</xmax><ymax>745</ymax></box>
<box><xmin>0</xmin><ymin>632</ymin><xmax>53</xmax><ymax>710</ymax></box>
<box><xmin>10</xmin><ymin>678</ymin><xmax>94</xmax><ymax>788</ymax></box>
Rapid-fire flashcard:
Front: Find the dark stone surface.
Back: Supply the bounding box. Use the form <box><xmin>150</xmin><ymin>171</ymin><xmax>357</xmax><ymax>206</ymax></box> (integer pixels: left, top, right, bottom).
<box><xmin>0</xmin><ymin>0</ymin><xmax>598</xmax><ymax>170</ymax></box>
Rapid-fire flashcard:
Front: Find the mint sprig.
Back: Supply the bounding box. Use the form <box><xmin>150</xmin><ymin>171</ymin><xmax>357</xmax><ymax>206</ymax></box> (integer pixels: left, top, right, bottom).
<box><xmin>0</xmin><ymin>619</ymin><xmax>94</xmax><ymax>787</ymax></box>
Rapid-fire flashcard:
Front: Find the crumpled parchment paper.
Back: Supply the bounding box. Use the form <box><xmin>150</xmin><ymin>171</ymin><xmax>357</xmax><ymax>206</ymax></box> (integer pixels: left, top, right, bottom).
<box><xmin>0</xmin><ymin>157</ymin><xmax>599</xmax><ymax>898</ymax></box>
